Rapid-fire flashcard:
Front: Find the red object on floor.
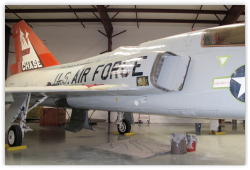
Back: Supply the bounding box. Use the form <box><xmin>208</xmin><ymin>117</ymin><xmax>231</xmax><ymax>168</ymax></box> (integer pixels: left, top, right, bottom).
<box><xmin>187</xmin><ymin>142</ymin><xmax>196</xmax><ymax>152</ymax></box>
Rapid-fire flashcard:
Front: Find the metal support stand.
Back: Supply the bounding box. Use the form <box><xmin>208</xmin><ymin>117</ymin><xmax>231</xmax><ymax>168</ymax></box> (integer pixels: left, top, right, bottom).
<box><xmin>210</xmin><ymin>119</ymin><xmax>220</xmax><ymax>132</ymax></box>
<box><xmin>108</xmin><ymin>111</ymin><xmax>111</xmax><ymax>123</ymax></box>
<box><xmin>232</xmin><ymin>119</ymin><xmax>237</xmax><ymax>130</ymax></box>
<box><xmin>232</xmin><ymin>119</ymin><xmax>237</xmax><ymax>124</ymax></box>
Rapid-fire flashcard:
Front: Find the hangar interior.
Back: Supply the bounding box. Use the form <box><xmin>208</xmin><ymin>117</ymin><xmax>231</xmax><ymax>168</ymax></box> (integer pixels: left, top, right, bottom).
<box><xmin>5</xmin><ymin>5</ymin><xmax>245</xmax><ymax>165</ymax></box>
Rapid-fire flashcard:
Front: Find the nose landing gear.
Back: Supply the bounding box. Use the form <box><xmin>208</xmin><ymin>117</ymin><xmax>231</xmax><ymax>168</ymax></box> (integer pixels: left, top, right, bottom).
<box><xmin>116</xmin><ymin>112</ymin><xmax>132</xmax><ymax>134</ymax></box>
<box><xmin>117</xmin><ymin>119</ymin><xmax>131</xmax><ymax>134</ymax></box>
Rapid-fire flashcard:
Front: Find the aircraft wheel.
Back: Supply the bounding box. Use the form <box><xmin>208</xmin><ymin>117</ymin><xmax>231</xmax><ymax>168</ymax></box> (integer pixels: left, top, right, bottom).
<box><xmin>7</xmin><ymin>125</ymin><xmax>22</xmax><ymax>147</ymax></box>
<box><xmin>117</xmin><ymin>119</ymin><xmax>131</xmax><ymax>134</ymax></box>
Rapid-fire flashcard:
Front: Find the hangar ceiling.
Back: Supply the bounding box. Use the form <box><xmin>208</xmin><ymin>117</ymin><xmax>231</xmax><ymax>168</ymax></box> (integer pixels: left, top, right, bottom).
<box><xmin>5</xmin><ymin>5</ymin><xmax>245</xmax><ymax>28</ymax></box>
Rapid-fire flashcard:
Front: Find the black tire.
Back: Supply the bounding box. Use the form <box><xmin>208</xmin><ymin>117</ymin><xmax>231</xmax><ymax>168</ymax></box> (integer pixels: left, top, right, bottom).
<box><xmin>117</xmin><ymin>119</ymin><xmax>131</xmax><ymax>134</ymax></box>
<box><xmin>7</xmin><ymin>125</ymin><xmax>22</xmax><ymax>147</ymax></box>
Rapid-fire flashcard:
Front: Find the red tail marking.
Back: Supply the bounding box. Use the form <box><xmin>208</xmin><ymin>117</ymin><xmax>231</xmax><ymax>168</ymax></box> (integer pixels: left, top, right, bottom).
<box><xmin>10</xmin><ymin>20</ymin><xmax>60</xmax><ymax>75</ymax></box>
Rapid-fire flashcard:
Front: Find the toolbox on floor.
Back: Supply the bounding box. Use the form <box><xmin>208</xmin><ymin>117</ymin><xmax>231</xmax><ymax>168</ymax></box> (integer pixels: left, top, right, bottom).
<box><xmin>40</xmin><ymin>108</ymin><xmax>66</xmax><ymax>126</ymax></box>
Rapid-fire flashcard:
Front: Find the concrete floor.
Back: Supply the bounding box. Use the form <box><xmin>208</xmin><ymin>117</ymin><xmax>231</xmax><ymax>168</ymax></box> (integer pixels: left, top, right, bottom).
<box><xmin>5</xmin><ymin>122</ymin><xmax>245</xmax><ymax>165</ymax></box>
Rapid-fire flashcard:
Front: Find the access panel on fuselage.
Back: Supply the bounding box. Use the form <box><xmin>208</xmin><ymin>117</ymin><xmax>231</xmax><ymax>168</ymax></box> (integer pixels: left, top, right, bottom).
<box><xmin>151</xmin><ymin>52</ymin><xmax>191</xmax><ymax>92</ymax></box>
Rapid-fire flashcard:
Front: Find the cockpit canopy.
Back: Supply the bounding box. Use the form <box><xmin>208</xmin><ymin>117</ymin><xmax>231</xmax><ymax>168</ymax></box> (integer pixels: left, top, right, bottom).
<box><xmin>202</xmin><ymin>23</ymin><xmax>245</xmax><ymax>47</ymax></box>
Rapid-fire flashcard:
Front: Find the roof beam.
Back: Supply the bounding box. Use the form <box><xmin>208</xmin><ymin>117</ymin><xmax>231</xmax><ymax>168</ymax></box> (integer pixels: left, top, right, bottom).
<box><xmin>5</xmin><ymin>8</ymin><xmax>245</xmax><ymax>15</ymax></box>
<box><xmin>5</xmin><ymin>6</ymin><xmax>33</xmax><ymax>28</ymax></box>
<box><xmin>191</xmin><ymin>5</ymin><xmax>203</xmax><ymax>29</ymax></box>
<box><xmin>6</xmin><ymin>18</ymin><xmax>231</xmax><ymax>24</ymax></box>
<box><xmin>223</xmin><ymin>5</ymin><xmax>230</xmax><ymax>11</ymax></box>
<box><xmin>69</xmin><ymin>5</ymin><xmax>85</xmax><ymax>28</ymax></box>
<box><xmin>97</xmin><ymin>5</ymin><xmax>113</xmax><ymax>38</ymax></box>
<box><xmin>5</xmin><ymin>8</ymin><xmax>96</xmax><ymax>13</ymax></box>
<box><xmin>96</xmin><ymin>5</ymin><xmax>113</xmax><ymax>52</ymax></box>
<box><xmin>135</xmin><ymin>5</ymin><xmax>139</xmax><ymax>28</ymax></box>
<box><xmin>111</xmin><ymin>12</ymin><xmax>119</xmax><ymax>19</ymax></box>
<box><xmin>220</xmin><ymin>5</ymin><xmax>245</xmax><ymax>25</ymax></box>
<box><xmin>109</xmin><ymin>8</ymin><xmax>244</xmax><ymax>15</ymax></box>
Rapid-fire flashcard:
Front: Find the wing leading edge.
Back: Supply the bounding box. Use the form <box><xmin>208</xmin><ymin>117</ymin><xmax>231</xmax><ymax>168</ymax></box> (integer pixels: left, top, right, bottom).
<box><xmin>5</xmin><ymin>84</ymin><xmax>138</xmax><ymax>101</ymax></box>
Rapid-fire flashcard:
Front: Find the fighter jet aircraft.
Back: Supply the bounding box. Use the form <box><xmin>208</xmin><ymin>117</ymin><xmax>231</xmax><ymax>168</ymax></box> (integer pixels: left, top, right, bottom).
<box><xmin>5</xmin><ymin>20</ymin><xmax>245</xmax><ymax>147</ymax></box>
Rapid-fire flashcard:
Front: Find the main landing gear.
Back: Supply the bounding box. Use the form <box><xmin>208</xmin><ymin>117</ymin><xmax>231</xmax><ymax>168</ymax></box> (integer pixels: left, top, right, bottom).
<box><xmin>6</xmin><ymin>93</ymin><xmax>48</xmax><ymax>147</ymax></box>
<box><xmin>8</xmin><ymin>125</ymin><xmax>22</xmax><ymax>147</ymax></box>
<box><xmin>116</xmin><ymin>112</ymin><xmax>132</xmax><ymax>134</ymax></box>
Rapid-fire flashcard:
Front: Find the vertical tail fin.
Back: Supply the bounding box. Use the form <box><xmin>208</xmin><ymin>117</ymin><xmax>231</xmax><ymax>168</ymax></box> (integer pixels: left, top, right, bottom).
<box><xmin>10</xmin><ymin>20</ymin><xmax>60</xmax><ymax>75</ymax></box>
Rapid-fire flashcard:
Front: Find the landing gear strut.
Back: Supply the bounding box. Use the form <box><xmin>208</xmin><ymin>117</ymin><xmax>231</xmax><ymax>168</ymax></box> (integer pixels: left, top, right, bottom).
<box><xmin>6</xmin><ymin>93</ymin><xmax>48</xmax><ymax>147</ymax></box>
<box><xmin>116</xmin><ymin>112</ymin><xmax>131</xmax><ymax>134</ymax></box>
